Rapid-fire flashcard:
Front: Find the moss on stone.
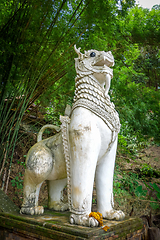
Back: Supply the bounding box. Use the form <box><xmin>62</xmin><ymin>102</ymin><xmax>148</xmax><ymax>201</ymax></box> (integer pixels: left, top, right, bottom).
<box><xmin>0</xmin><ymin>189</ymin><xmax>19</xmax><ymax>213</ymax></box>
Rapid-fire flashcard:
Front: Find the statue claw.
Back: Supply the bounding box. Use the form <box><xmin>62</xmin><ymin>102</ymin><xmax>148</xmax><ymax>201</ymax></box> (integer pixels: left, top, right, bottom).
<box><xmin>103</xmin><ymin>209</ymin><xmax>125</xmax><ymax>221</ymax></box>
<box><xmin>89</xmin><ymin>217</ymin><xmax>99</xmax><ymax>227</ymax></box>
<box><xmin>69</xmin><ymin>213</ymin><xmax>99</xmax><ymax>227</ymax></box>
<box><xmin>20</xmin><ymin>206</ymin><xmax>44</xmax><ymax>215</ymax></box>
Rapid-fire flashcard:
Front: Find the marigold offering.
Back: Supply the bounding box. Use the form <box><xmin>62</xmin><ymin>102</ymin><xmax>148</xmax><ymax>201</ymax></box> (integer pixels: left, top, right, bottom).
<box><xmin>89</xmin><ymin>212</ymin><xmax>110</xmax><ymax>231</ymax></box>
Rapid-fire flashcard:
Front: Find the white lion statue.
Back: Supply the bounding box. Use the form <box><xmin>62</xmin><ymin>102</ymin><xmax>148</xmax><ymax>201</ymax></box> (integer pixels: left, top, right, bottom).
<box><xmin>20</xmin><ymin>45</ymin><xmax>125</xmax><ymax>227</ymax></box>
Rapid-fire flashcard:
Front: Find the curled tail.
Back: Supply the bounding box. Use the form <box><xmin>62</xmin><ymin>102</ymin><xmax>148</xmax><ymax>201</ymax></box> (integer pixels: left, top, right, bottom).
<box><xmin>37</xmin><ymin>124</ymin><xmax>60</xmax><ymax>142</ymax></box>
<box><xmin>37</xmin><ymin>105</ymin><xmax>72</xmax><ymax>142</ymax></box>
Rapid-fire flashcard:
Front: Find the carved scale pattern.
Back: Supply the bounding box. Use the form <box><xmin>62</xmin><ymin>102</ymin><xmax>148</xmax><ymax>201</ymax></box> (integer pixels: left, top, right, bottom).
<box><xmin>72</xmin><ymin>75</ymin><xmax>121</xmax><ymax>138</ymax></box>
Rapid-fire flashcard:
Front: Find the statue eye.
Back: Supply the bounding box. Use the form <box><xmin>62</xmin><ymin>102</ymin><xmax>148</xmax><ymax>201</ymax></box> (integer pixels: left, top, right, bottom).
<box><xmin>90</xmin><ymin>52</ymin><xmax>96</xmax><ymax>57</ymax></box>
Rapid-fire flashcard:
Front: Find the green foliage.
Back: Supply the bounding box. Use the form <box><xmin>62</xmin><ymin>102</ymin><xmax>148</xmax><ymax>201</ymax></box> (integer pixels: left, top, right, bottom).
<box><xmin>109</xmin><ymin>6</ymin><xmax>160</xmax><ymax>144</ymax></box>
<box><xmin>11</xmin><ymin>172</ymin><xmax>23</xmax><ymax>190</ymax></box>
<box><xmin>42</xmin><ymin>84</ymin><xmax>74</xmax><ymax>125</ymax></box>
<box><xmin>134</xmin><ymin>185</ymin><xmax>147</xmax><ymax>198</ymax></box>
<box><xmin>114</xmin><ymin>168</ymin><xmax>139</xmax><ymax>195</ymax></box>
<box><xmin>113</xmin><ymin>167</ymin><xmax>139</xmax><ymax>205</ymax></box>
<box><xmin>17</xmin><ymin>160</ymin><xmax>26</xmax><ymax>168</ymax></box>
<box><xmin>123</xmin><ymin>6</ymin><xmax>160</xmax><ymax>46</ymax></box>
<box><xmin>150</xmin><ymin>197</ymin><xmax>160</xmax><ymax>210</ymax></box>
<box><xmin>118</xmin><ymin>122</ymin><xmax>140</xmax><ymax>154</ymax></box>
<box><xmin>133</xmin><ymin>46</ymin><xmax>160</xmax><ymax>88</ymax></box>
<box><xmin>140</xmin><ymin>164</ymin><xmax>157</xmax><ymax>178</ymax></box>
<box><xmin>114</xmin><ymin>166</ymin><xmax>160</xmax><ymax>210</ymax></box>
<box><xmin>137</xmin><ymin>183</ymin><xmax>160</xmax><ymax>210</ymax></box>
<box><xmin>113</xmin><ymin>82</ymin><xmax>160</xmax><ymax>143</ymax></box>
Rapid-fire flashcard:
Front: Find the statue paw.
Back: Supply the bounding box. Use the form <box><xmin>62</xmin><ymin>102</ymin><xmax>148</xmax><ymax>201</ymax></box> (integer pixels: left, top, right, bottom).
<box><xmin>20</xmin><ymin>206</ymin><xmax>44</xmax><ymax>215</ymax></box>
<box><xmin>70</xmin><ymin>213</ymin><xmax>99</xmax><ymax>227</ymax></box>
<box><xmin>89</xmin><ymin>217</ymin><xmax>99</xmax><ymax>227</ymax></box>
<box><xmin>49</xmin><ymin>202</ymin><xmax>69</xmax><ymax>211</ymax></box>
<box><xmin>103</xmin><ymin>209</ymin><xmax>125</xmax><ymax>220</ymax></box>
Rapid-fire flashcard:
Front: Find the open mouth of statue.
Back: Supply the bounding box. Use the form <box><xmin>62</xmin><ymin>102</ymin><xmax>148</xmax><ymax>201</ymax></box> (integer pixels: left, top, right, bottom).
<box><xmin>93</xmin><ymin>56</ymin><xmax>114</xmax><ymax>68</ymax></box>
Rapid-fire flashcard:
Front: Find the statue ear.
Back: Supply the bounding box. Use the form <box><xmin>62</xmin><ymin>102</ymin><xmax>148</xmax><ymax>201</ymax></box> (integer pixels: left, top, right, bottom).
<box><xmin>74</xmin><ymin>45</ymin><xmax>84</xmax><ymax>60</ymax></box>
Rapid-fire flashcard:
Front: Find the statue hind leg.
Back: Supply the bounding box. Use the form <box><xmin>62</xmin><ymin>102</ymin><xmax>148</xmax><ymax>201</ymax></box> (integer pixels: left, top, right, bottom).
<box><xmin>95</xmin><ymin>138</ymin><xmax>125</xmax><ymax>220</ymax></box>
<box><xmin>48</xmin><ymin>178</ymin><xmax>68</xmax><ymax>211</ymax></box>
<box><xmin>20</xmin><ymin>170</ymin><xmax>44</xmax><ymax>215</ymax></box>
<box><xmin>20</xmin><ymin>145</ymin><xmax>53</xmax><ymax>215</ymax></box>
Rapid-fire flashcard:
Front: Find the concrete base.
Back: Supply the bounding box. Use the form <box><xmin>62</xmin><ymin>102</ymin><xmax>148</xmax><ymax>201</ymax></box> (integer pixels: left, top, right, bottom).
<box><xmin>0</xmin><ymin>210</ymin><xmax>148</xmax><ymax>240</ymax></box>
<box><xmin>0</xmin><ymin>190</ymin><xmax>148</xmax><ymax>239</ymax></box>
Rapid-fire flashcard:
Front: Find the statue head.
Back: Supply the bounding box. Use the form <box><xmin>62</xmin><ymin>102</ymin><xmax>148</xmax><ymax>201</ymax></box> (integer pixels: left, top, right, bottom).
<box><xmin>74</xmin><ymin>45</ymin><xmax>114</xmax><ymax>76</ymax></box>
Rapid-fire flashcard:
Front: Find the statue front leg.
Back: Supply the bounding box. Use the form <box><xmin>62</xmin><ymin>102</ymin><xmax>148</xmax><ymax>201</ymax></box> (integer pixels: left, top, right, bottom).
<box><xmin>96</xmin><ymin>138</ymin><xmax>125</xmax><ymax>220</ymax></box>
<box><xmin>69</xmin><ymin>112</ymin><xmax>100</xmax><ymax>227</ymax></box>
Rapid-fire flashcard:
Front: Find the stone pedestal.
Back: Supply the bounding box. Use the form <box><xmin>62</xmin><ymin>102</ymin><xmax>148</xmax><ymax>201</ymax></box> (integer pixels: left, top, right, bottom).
<box><xmin>0</xmin><ymin>186</ymin><xmax>148</xmax><ymax>240</ymax></box>
<box><xmin>0</xmin><ymin>211</ymin><xmax>148</xmax><ymax>240</ymax></box>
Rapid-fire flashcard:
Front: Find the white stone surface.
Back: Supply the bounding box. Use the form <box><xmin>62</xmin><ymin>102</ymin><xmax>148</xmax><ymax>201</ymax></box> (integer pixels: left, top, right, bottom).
<box><xmin>20</xmin><ymin>45</ymin><xmax>125</xmax><ymax>225</ymax></box>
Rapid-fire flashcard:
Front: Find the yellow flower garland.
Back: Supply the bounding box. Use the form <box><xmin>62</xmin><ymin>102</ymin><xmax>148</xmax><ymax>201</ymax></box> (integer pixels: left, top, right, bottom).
<box><xmin>89</xmin><ymin>212</ymin><xmax>110</xmax><ymax>232</ymax></box>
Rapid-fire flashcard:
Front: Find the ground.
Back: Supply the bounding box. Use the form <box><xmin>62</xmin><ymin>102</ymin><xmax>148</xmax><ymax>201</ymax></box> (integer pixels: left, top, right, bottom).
<box><xmin>0</xmin><ymin>128</ymin><xmax>160</xmax><ymax>228</ymax></box>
